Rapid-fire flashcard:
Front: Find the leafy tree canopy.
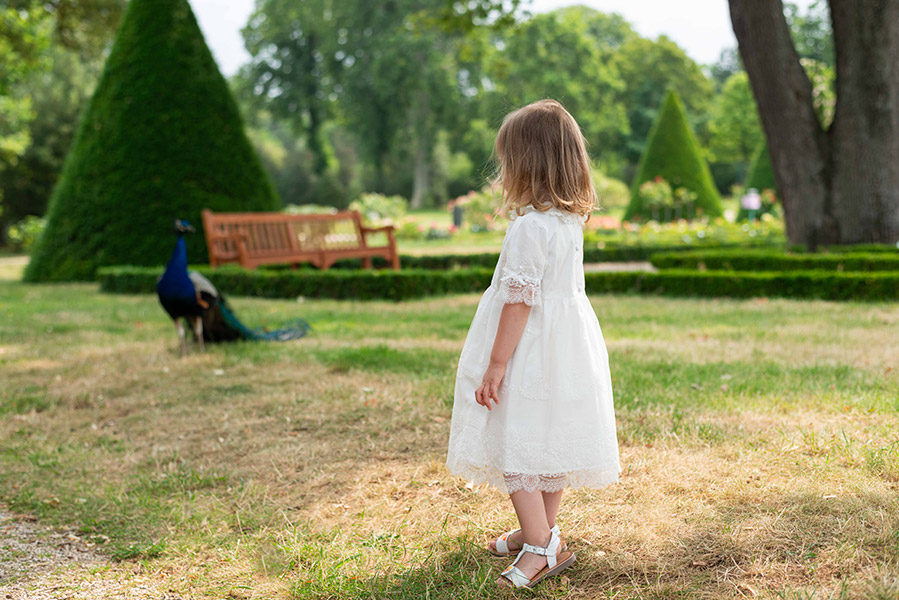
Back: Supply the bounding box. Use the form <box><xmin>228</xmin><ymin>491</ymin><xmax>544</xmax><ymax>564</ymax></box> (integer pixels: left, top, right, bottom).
<box><xmin>707</xmin><ymin>71</ymin><xmax>764</xmax><ymax>167</ymax></box>
<box><xmin>612</xmin><ymin>35</ymin><xmax>715</xmax><ymax>167</ymax></box>
<box><xmin>487</xmin><ymin>10</ymin><xmax>629</xmax><ymax>159</ymax></box>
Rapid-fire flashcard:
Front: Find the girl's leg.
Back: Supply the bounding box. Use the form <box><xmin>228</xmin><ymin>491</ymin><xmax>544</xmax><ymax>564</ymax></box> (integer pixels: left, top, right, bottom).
<box><xmin>542</xmin><ymin>490</ymin><xmax>563</xmax><ymax>528</ymax></box>
<box><xmin>497</xmin><ymin>490</ymin><xmax>552</xmax><ymax>586</ymax></box>
<box><xmin>488</xmin><ymin>488</ymin><xmax>564</xmax><ymax>554</ymax></box>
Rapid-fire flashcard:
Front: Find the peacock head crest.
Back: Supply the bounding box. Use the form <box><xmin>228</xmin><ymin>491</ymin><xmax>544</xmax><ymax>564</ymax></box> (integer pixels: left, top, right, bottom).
<box><xmin>174</xmin><ymin>219</ymin><xmax>195</xmax><ymax>234</ymax></box>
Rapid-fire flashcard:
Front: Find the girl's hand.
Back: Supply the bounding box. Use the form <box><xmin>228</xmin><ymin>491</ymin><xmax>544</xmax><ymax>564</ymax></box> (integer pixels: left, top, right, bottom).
<box><xmin>475</xmin><ymin>361</ymin><xmax>506</xmax><ymax>410</ymax></box>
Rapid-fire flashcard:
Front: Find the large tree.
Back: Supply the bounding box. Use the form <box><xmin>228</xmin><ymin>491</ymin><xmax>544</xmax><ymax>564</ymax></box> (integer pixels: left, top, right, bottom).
<box><xmin>486</xmin><ymin>10</ymin><xmax>629</xmax><ymax>163</ymax></box>
<box><xmin>612</xmin><ymin>35</ymin><xmax>714</xmax><ymax>170</ymax></box>
<box><xmin>1</xmin><ymin>0</ymin><xmax>124</xmax><ymax>234</ymax></box>
<box><xmin>729</xmin><ymin>0</ymin><xmax>899</xmax><ymax>246</ymax></box>
<box><xmin>0</xmin><ymin>5</ymin><xmax>49</xmax><ymax>170</ymax></box>
<box><xmin>707</xmin><ymin>72</ymin><xmax>764</xmax><ymax>172</ymax></box>
<box><xmin>243</xmin><ymin>0</ymin><xmax>465</xmax><ymax>208</ymax></box>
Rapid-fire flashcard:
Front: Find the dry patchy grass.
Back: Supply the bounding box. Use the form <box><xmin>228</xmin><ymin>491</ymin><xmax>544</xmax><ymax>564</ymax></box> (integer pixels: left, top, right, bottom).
<box><xmin>1</xmin><ymin>275</ymin><xmax>898</xmax><ymax>599</ymax></box>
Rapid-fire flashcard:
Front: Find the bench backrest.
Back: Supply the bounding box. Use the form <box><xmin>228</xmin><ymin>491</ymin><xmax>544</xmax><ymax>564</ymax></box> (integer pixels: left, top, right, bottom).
<box><xmin>202</xmin><ymin>210</ymin><xmax>369</xmax><ymax>262</ymax></box>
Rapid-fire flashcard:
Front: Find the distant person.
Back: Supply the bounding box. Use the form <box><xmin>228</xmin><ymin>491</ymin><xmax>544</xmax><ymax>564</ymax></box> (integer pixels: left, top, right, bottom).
<box><xmin>446</xmin><ymin>99</ymin><xmax>621</xmax><ymax>589</ymax></box>
<box><xmin>742</xmin><ymin>187</ymin><xmax>762</xmax><ymax>221</ymax></box>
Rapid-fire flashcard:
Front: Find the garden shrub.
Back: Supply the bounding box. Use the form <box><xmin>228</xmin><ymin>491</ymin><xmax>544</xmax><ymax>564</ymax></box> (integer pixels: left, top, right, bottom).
<box><xmin>745</xmin><ymin>143</ymin><xmax>776</xmax><ymax>193</ymax></box>
<box><xmin>348</xmin><ymin>193</ymin><xmax>408</xmax><ymax>225</ymax></box>
<box><xmin>634</xmin><ymin>177</ymin><xmax>699</xmax><ymax>222</ymax></box>
<box><xmin>455</xmin><ymin>187</ymin><xmax>502</xmax><ymax>232</ymax></box>
<box><xmin>650</xmin><ymin>249</ymin><xmax>899</xmax><ymax>272</ymax></box>
<box><xmin>24</xmin><ymin>0</ymin><xmax>278</xmax><ymax>282</ymax></box>
<box><xmin>625</xmin><ymin>90</ymin><xmax>722</xmax><ymax>221</ymax></box>
<box><xmin>5</xmin><ymin>216</ymin><xmax>46</xmax><ymax>252</ymax></box>
<box><xmin>283</xmin><ymin>204</ymin><xmax>338</xmax><ymax>215</ymax></box>
<box><xmin>594</xmin><ymin>171</ymin><xmax>631</xmax><ymax>212</ymax></box>
<box><xmin>99</xmin><ymin>265</ymin><xmax>899</xmax><ymax>302</ymax></box>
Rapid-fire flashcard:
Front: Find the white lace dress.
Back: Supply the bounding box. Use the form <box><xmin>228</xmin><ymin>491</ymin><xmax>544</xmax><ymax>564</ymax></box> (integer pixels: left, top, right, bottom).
<box><xmin>446</xmin><ymin>206</ymin><xmax>621</xmax><ymax>494</ymax></box>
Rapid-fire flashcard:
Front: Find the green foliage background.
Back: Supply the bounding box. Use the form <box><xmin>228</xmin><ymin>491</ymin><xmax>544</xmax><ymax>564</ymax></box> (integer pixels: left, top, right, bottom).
<box><xmin>24</xmin><ymin>0</ymin><xmax>278</xmax><ymax>281</ymax></box>
<box><xmin>745</xmin><ymin>143</ymin><xmax>777</xmax><ymax>192</ymax></box>
<box><xmin>625</xmin><ymin>90</ymin><xmax>722</xmax><ymax>221</ymax></box>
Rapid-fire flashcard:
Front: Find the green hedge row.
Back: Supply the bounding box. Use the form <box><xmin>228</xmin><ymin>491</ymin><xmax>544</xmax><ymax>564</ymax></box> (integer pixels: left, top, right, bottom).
<box><xmin>650</xmin><ymin>250</ymin><xmax>899</xmax><ymax>272</ymax></box>
<box><xmin>804</xmin><ymin>244</ymin><xmax>899</xmax><ymax>254</ymax></box>
<box><xmin>588</xmin><ymin>270</ymin><xmax>899</xmax><ymax>301</ymax></box>
<box><xmin>99</xmin><ymin>265</ymin><xmax>899</xmax><ymax>302</ymax></box>
<box><xmin>282</xmin><ymin>242</ymin><xmax>777</xmax><ymax>272</ymax></box>
<box><xmin>99</xmin><ymin>266</ymin><xmax>494</xmax><ymax>301</ymax></box>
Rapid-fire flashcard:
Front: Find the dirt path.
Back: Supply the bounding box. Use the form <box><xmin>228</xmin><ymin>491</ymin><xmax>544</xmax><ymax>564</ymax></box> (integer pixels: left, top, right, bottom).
<box><xmin>0</xmin><ymin>255</ymin><xmax>27</xmax><ymax>281</ymax></box>
<box><xmin>0</xmin><ymin>509</ymin><xmax>176</xmax><ymax>600</ymax></box>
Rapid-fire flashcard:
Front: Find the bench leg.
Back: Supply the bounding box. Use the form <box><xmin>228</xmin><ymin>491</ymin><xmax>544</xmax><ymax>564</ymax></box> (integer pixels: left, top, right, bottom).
<box><xmin>362</xmin><ymin>257</ymin><xmax>373</xmax><ymax>269</ymax></box>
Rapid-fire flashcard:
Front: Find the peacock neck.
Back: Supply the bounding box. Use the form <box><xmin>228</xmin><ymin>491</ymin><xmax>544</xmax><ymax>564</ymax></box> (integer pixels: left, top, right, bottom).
<box><xmin>167</xmin><ymin>235</ymin><xmax>188</xmax><ymax>274</ymax></box>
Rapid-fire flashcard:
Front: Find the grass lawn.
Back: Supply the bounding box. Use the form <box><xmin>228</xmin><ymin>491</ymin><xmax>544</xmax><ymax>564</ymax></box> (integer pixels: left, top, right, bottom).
<box><xmin>1</xmin><ymin>260</ymin><xmax>898</xmax><ymax>599</ymax></box>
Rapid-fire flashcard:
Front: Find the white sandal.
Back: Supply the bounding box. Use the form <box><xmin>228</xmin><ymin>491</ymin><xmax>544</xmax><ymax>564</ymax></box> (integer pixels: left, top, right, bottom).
<box><xmin>489</xmin><ymin>524</ymin><xmax>565</xmax><ymax>557</ymax></box>
<box><xmin>498</xmin><ymin>527</ymin><xmax>576</xmax><ymax>589</ymax></box>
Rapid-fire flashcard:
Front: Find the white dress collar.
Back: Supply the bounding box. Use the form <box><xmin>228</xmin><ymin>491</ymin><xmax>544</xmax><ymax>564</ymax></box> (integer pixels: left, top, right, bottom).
<box><xmin>511</xmin><ymin>205</ymin><xmax>587</xmax><ymax>225</ymax></box>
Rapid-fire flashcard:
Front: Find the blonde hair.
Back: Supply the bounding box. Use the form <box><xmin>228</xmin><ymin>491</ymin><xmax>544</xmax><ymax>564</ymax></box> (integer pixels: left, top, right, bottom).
<box><xmin>493</xmin><ymin>99</ymin><xmax>596</xmax><ymax>219</ymax></box>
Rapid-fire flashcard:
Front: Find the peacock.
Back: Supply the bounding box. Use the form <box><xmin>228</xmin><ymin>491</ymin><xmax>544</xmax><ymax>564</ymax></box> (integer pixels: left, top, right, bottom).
<box><xmin>156</xmin><ymin>219</ymin><xmax>310</xmax><ymax>356</ymax></box>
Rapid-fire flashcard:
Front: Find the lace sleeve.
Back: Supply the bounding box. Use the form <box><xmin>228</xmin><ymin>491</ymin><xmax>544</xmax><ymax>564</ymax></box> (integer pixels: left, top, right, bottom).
<box><xmin>498</xmin><ymin>216</ymin><xmax>549</xmax><ymax>306</ymax></box>
<box><xmin>499</xmin><ymin>271</ymin><xmax>541</xmax><ymax>306</ymax></box>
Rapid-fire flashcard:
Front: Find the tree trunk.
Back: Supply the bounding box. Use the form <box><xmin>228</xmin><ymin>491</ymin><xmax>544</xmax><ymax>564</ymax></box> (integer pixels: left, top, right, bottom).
<box><xmin>729</xmin><ymin>0</ymin><xmax>899</xmax><ymax>247</ymax></box>
<box><xmin>301</xmin><ymin>32</ymin><xmax>328</xmax><ymax>175</ymax></box>
<box><xmin>409</xmin><ymin>88</ymin><xmax>431</xmax><ymax>209</ymax></box>
<box><xmin>828</xmin><ymin>0</ymin><xmax>899</xmax><ymax>244</ymax></box>
<box><xmin>411</xmin><ymin>142</ymin><xmax>430</xmax><ymax>209</ymax></box>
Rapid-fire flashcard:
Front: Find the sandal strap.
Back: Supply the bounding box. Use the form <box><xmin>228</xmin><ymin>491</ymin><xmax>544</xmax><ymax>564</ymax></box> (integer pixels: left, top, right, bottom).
<box><xmin>500</xmin><ymin>565</ymin><xmax>531</xmax><ymax>588</ymax></box>
<box><xmin>494</xmin><ymin>528</ymin><xmax>521</xmax><ymax>555</ymax></box>
<box><xmin>511</xmin><ymin>528</ymin><xmax>561</xmax><ymax>570</ymax></box>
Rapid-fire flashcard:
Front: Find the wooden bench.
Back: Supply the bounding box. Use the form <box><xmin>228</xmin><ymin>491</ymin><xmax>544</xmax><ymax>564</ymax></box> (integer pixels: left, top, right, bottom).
<box><xmin>201</xmin><ymin>209</ymin><xmax>400</xmax><ymax>270</ymax></box>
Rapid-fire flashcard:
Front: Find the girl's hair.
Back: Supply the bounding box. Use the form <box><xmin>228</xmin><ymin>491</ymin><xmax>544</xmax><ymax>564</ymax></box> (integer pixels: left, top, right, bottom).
<box><xmin>493</xmin><ymin>99</ymin><xmax>596</xmax><ymax>218</ymax></box>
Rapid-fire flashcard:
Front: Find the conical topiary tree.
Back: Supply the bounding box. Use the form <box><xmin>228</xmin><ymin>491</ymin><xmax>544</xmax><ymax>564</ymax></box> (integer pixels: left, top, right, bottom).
<box><xmin>24</xmin><ymin>0</ymin><xmax>279</xmax><ymax>282</ymax></box>
<box><xmin>625</xmin><ymin>90</ymin><xmax>722</xmax><ymax>221</ymax></box>
<box><xmin>745</xmin><ymin>142</ymin><xmax>776</xmax><ymax>192</ymax></box>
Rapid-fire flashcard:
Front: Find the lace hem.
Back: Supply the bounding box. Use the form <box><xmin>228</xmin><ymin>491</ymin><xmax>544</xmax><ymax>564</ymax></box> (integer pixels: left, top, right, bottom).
<box><xmin>499</xmin><ymin>272</ymin><xmax>541</xmax><ymax>306</ymax></box>
<box><xmin>504</xmin><ymin>473</ymin><xmax>568</xmax><ymax>493</ymax></box>
<box><xmin>446</xmin><ymin>454</ymin><xmax>620</xmax><ymax>494</ymax></box>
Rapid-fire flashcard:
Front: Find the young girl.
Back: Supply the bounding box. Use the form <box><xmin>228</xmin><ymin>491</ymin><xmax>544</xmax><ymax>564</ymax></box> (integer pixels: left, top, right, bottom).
<box><xmin>445</xmin><ymin>99</ymin><xmax>621</xmax><ymax>589</ymax></box>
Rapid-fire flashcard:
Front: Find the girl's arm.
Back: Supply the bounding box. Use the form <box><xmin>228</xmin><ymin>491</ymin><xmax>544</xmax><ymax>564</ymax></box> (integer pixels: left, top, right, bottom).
<box><xmin>475</xmin><ymin>302</ymin><xmax>531</xmax><ymax>410</ymax></box>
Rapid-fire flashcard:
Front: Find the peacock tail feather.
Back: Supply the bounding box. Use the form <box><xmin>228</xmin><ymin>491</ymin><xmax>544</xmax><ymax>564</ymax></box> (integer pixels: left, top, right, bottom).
<box><xmin>218</xmin><ymin>300</ymin><xmax>311</xmax><ymax>341</ymax></box>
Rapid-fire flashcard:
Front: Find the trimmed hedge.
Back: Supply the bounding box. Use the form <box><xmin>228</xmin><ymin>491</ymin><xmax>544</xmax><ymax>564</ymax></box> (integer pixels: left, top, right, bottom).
<box><xmin>99</xmin><ymin>265</ymin><xmax>899</xmax><ymax>302</ymax></box>
<box><xmin>587</xmin><ymin>270</ymin><xmax>899</xmax><ymax>301</ymax></box>
<box><xmin>99</xmin><ymin>266</ymin><xmax>494</xmax><ymax>302</ymax></box>
<box><xmin>270</xmin><ymin>242</ymin><xmax>782</xmax><ymax>272</ymax></box>
<box><xmin>625</xmin><ymin>90</ymin><xmax>722</xmax><ymax>221</ymax></box>
<box><xmin>806</xmin><ymin>244</ymin><xmax>899</xmax><ymax>254</ymax></box>
<box><xmin>650</xmin><ymin>250</ymin><xmax>899</xmax><ymax>272</ymax></box>
<box><xmin>25</xmin><ymin>0</ymin><xmax>278</xmax><ymax>282</ymax></box>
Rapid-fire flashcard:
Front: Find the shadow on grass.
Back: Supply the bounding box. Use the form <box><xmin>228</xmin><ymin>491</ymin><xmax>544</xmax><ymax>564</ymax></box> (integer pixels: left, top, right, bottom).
<box><xmin>285</xmin><ymin>534</ymin><xmax>581</xmax><ymax>600</ymax></box>
<box><xmin>279</xmin><ymin>486</ymin><xmax>899</xmax><ymax>599</ymax></box>
<box><xmin>571</xmin><ymin>489</ymin><xmax>899</xmax><ymax>598</ymax></box>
